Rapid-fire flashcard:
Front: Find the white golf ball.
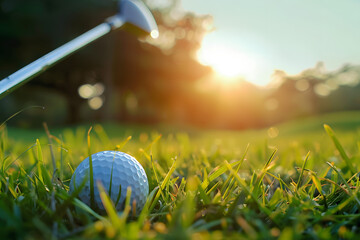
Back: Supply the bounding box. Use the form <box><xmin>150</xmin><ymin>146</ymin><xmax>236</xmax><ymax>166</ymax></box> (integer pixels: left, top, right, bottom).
<box><xmin>69</xmin><ymin>151</ymin><xmax>149</xmax><ymax>213</ymax></box>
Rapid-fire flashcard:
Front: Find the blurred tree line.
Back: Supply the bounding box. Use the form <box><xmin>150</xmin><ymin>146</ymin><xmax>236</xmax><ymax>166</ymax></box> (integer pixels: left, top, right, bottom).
<box><xmin>265</xmin><ymin>62</ymin><xmax>360</xmax><ymax>125</ymax></box>
<box><xmin>1</xmin><ymin>0</ymin><xmax>360</xmax><ymax>129</ymax></box>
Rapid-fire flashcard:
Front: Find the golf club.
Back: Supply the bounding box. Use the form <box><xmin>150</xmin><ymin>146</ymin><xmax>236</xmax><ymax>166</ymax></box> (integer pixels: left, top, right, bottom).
<box><xmin>0</xmin><ymin>0</ymin><xmax>158</xmax><ymax>99</ymax></box>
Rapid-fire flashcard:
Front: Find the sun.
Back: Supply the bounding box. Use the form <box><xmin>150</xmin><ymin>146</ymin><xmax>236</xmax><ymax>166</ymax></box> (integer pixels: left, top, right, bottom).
<box><xmin>197</xmin><ymin>40</ymin><xmax>257</xmax><ymax>83</ymax></box>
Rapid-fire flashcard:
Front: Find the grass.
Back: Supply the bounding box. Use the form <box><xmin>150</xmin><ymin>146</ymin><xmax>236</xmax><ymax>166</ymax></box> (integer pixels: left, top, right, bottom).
<box><xmin>1</xmin><ymin>111</ymin><xmax>360</xmax><ymax>239</ymax></box>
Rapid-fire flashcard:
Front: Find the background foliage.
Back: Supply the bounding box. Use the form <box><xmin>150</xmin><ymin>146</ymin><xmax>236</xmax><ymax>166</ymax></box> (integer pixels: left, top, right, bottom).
<box><xmin>1</xmin><ymin>0</ymin><xmax>360</xmax><ymax>129</ymax></box>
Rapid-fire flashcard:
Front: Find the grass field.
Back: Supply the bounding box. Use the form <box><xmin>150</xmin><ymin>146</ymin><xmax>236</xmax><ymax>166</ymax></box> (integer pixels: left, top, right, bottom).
<box><xmin>1</xmin><ymin>111</ymin><xmax>360</xmax><ymax>239</ymax></box>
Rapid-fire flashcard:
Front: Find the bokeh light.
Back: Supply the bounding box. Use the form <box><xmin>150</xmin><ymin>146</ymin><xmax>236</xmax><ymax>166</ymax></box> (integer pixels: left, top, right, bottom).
<box><xmin>78</xmin><ymin>83</ymin><xmax>105</xmax><ymax>110</ymax></box>
<box><xmin>78</xmin><ymin>84</ymin><xmax>95</xmax><ymax>99</ymax></box>
<box><xmin>267</xmin><ymin>127</ymin><xmax>279</xmax><ymax>138</ymax></box>
<box><xmin>88</xmin><ymin>97</ymin><xmax>103</xmax><ymax>110</ymax></box>
<box><xmin>314</xmin><ymin>83</ymin><xmax>331</xmax><ymax>97</ymax></box>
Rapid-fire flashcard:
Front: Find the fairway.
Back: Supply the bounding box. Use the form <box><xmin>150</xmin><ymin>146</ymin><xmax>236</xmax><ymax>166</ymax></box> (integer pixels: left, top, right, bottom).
<box><xmin>1</xmin><ymin>111</ymin><xmax>360</xmax><ymax>239</ymax></box>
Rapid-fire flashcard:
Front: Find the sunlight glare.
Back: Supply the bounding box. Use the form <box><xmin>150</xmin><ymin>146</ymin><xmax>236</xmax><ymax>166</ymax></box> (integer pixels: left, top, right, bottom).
<box><xmin>150</xmin><ymin>30</ymin><xmax>159</xmax><ymax>39</ymax></box>
<box><xmin>197</xmin><ymin>41</ymin><xmax>257</xmax><ymax>83</ymax></box>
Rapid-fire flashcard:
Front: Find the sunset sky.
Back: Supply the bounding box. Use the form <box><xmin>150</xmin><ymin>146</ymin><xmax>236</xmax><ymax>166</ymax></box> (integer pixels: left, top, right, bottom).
<box><xmin>181</xmin><ymin>0</ymin><xmax>360</xmax><ymax>86</ymax></box>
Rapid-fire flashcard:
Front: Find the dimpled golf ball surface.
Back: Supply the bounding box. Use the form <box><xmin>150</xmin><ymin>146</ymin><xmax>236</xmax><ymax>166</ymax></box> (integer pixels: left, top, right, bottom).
<box><xmin>70</xmin><ymin>151</ymin><xmax>148</xmax><ymax>213</ymax></box>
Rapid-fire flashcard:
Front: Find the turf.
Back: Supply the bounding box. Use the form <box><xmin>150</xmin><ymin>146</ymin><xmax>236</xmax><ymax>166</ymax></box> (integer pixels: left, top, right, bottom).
<box><xmin>1</xmin><ymin>111</ymin><xmax>360</xmax><ymax>239</ymax></box>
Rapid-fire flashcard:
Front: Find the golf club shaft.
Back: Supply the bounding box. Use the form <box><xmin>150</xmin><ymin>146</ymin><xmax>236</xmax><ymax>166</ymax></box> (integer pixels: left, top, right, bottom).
<box><xmin>0</xmin><ymin>16</ymin><xmax>124</xmax><ymax>99</ymax></box>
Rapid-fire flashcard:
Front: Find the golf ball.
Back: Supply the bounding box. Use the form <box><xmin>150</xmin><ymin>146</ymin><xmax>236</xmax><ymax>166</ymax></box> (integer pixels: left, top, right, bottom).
<box><xmin>69</xmin><ymin>151</ymin><xmax>149</xmax><ymax>213</ymax></box>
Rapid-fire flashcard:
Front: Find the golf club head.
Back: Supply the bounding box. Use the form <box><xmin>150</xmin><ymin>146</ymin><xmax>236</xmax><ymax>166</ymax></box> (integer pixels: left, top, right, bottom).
<box><xmin>119</xmin><ymin>0</ymin><xmax>158</xmax><ymax>38</ymax></box>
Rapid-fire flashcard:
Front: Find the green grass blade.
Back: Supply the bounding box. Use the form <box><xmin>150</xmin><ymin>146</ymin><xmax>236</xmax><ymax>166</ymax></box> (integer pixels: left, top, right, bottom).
<box><xmin>87</xmin><ymin>127</ymin><xmax>95</xmax><ymax>209</ymax></box>
<box><xmin>224</xmin><ymin>161</ymin><xmax>277</xmax><ymax>225</ymax></box>
<box><xmin>36</xmin><ymin>139</ymin><xmax>44</xmax><ymax>183</ymax></box>
<box><xmin>97</xmin><ymin>181</ymin><xmax>121</xmax><ymax>228</ymax></box>
<box><xmin>115</xmin><ymin>136</ymin><xmax>132</xmax><ymax>151</ymax></box>
<box><xmin>34</xmin><ymin>139</ymin><xmax>52</xmax><ymax>189</ymax></box>
<box><xmin>5</xmin><ymin>143</ymin><xmax>37</xmax><ymax>171</ymax></box>
<box><xmin>0</xmin><ymin>106</ymin><xmax>44</xmax><ymax>130</ymax></box>
<box><xmin>197</xmin><ymin>180</ymin><xmax>211</xmax><ymax>205</ymax></box>
<box><xmin>296</xmin><ymin>151</ymin><xmax>310</xmax><ymax>190</ymax></box>
<box><xmin>326</xmin><ymin>162</ymin><xmax>360</xmax><ymax>207</ymax></box>
<box><xmin>206</xmin><ymin>182</ymin><xmax>220</xmax><ymax>195</ymax></box>
<box><xmin>59</xmin><ymin>135</ymin><xmax>64</xmax><ymax>180</ymax></box>
<box><xmin>253</xmin><ymin>149</ymin><xmax>277</xmax><ymax>196</ymax></box>
<box><xmin>324</xmin><ymin>124</ymin><xmax>356</xmax><ymax>174</ymax></box>
<box><xmin>311</xmin><ymin>174</ymin><xmax>323</xmax><ymax>196</ymax></box>
<box><xmin>119</xmin><ymin>187</ymin><xmax>132</xmax><ymax>224</ymax></box>
<box><xmin>114</xmin><ymin>184</ymin><xmax>122</xmax><ymax>208</ymax></box>
<box><xmin>72</xmin><ymin>198</ymin><xmax>106</xmax><ymax>221</ymax></box>
<box><xmin>137</xmin><ymin>186</ymin><xmax>159</xmax><ymax>224</ymax></box>
<box><xmin>201</xmin><ymin>160</ymin><xmax>243</xmax><ymax>190</ymax></box>
<box><xmin>144</xmin><ymin>134</ymin><xmax>162</xmax><ymax>152</ymax></box>
<box><xmin>149</xmin><ymin>157</ymin><xmax>178</xmax><ymax>213</ymax></box>
<box><xmin>108</xmin><ymin>152</ymin><xmax>116</xmax><ymax>197</ymax></box>
<box><xmin>94</xmin><ymin>124</ymin><xmax>112</xmax><ymax>148</ymax></box>
<box><xmin>43</xmin><ymin>122</ymin><xmax>57</xmax><ymax>174</ymax></box>
<box><xmin>221</xmin><ymin>144</ymin><xmax>249</xmax><ymax>198</ymax></box>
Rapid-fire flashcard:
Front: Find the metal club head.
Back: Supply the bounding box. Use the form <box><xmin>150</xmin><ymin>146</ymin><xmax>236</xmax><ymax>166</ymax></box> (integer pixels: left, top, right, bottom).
<box><xmin>118</xmin><ymin>0</ymin><xmax>159</xmax><ymax>38</ymax></box>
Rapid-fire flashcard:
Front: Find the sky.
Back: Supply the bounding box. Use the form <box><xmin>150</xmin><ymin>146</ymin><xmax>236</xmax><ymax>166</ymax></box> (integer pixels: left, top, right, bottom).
<box><xmin>180</xmin><ymin>0</ymin><xmax>360</xmax><ymax>86</ymax></box>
